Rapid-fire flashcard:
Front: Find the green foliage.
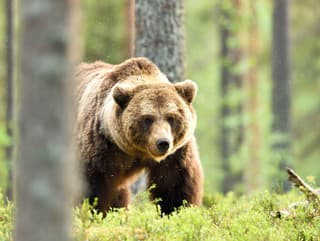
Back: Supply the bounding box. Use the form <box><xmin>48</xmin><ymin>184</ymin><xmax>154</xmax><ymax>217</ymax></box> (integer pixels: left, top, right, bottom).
<box><xmin>83</xmin><ymin>0</ymin><xmax>127</xmax><ymax>64</ymax></box>
<box><xmin>0</xmin><ymin>0</ymin><xmax>9</xmax><ymax>191</ymax></box>
<box><xmin>185</xmin><ymin>0</ymin><xmax>222</xmax><ymax>191</ymax></box>
<box><xmin>0</xmin><ymin>191</ymin><xmax>13</xmax><ymax>241</ymax></box>
<box><xmin>291</xmin><ymin>0</ymin><xmax>320</xmax><ymax>179</ymax></box>
<box><xmin>2</xmin><ymin>190</ymin><xmax>320</xmax><ymax>240</ymax></box>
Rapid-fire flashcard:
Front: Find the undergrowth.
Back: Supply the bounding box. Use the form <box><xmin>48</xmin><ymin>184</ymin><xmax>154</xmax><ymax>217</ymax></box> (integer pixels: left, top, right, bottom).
<box><xmin>1</xmin><ymin>190</ymin><xmax>320</xmax><ymax>241</ymax></box>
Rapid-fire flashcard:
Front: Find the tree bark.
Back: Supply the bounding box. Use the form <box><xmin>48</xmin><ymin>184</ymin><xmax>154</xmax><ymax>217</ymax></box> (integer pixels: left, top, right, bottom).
<box><xmin>219</xmin><ymin>0</ymin><xmax>245</xmax><ymax>193</ymax></box>
<box><xmin>5</xmin><ymin>0</ymin><xmax>14</xmax><ymax>200</ymax></box>
<box><xmin>133</xmin><ymin>0</ymin><xmax>185</xmax><ymax>193</ymax></box>
<box><xmin>125</xmin><ymin>0</ymin><xmax>135</xmax><ymax>58</ymax></box>
<box><xmin>135</xmin><ymin>0</ymin><xmax>185</xmax><ymax>82</ymax></box>
<box><xmin>245</xmin><ymin>10</ymin><xmax>261</xmax><ymax>191</ymax></box>
<box><xmin>220</xmin><ymin>15</ymin><xmax>232</xmax><ymax>193</ymax></box>
<box><xmin>15</xmin><ymin>0</ymin><xmax>81</xmax><ymax>240</ymax></box>
<box><xmin>271</xmin><ymin>0</ymin><xmax>291</xmax><ymax>191</ymax></box>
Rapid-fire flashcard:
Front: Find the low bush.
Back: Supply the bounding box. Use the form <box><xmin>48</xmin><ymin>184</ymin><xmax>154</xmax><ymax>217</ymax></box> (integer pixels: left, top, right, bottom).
<box><xmin>1</xmin><ymin>190</ymin><xmax>319</xmax><ymax>241</ymax></box>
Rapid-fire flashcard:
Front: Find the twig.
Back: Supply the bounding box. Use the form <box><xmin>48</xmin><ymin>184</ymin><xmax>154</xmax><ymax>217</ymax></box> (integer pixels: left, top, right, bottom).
<box><xmin>271</xmin><ymin>168</ymin><xmax>320</xmax><ymax>219</ymax></box>
<box><xmin>286</xmin><ymin>168</ymin><xmax>320</xmax><ymax>204</ymax></box>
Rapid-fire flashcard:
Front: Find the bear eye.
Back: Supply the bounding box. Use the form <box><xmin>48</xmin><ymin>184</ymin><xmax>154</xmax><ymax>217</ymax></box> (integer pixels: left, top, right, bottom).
<box><xmin>167</xmin><ymin>116</ymin><xmax>175</xmax><ymax>128</ymax></box>
<box><xmin>141</xmin><ymin>116</ymin><xmax>154</xmax><ymax>130</ymax></box>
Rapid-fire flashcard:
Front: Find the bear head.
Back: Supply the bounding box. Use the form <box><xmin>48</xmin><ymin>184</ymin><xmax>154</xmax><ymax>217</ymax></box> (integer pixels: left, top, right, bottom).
<box><xmin>100</xmin><ymin>60</ymin><xmax>197</xmax><ymax>161</ymax></box>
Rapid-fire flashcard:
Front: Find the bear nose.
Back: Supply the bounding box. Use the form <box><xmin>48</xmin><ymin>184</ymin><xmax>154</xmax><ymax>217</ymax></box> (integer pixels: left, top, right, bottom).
<box><xmin>156</xmin><ymin>138</ymin><xmax>170</xmax><ymax>153</ymax></box>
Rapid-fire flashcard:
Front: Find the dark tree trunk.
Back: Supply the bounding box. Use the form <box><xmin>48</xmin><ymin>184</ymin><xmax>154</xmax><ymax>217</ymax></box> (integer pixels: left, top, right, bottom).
<box><xmin>220</xmin><ymin>18</ymin><xmax>233</xmax><ymax>193</ymax></box>
<box><xmin>132</xmin><ymin>0</ymin><xmax>185</xmax><ymax>193</ymax></box>
<box><xmin>219</xmin><ymin>0</ymin><xmax>244</xmax><ymax>193</ymax></box>
<box><xmin>271</xmin><ymin>0</ymin><xmax>291</xmax><ymax>191</ymax></box>
<box><xmin>15</xmin><ymin>0</ymin><xmax>81</xmax><ymax>240</ymax></box>
<box><xmin>135</xmin><ymin>0</ymin><xmax>185</xmax><ymax>82</ymax></box>
<box><xmin>5</xmin><ymin>0</ymin><xmax>14</xmax><ymax>200</ymax></box>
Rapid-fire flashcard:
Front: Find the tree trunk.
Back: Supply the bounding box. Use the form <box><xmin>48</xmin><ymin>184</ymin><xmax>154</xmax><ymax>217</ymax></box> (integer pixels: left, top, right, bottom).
<box><xmin>125</xmin><ymin>0</ymin><xmax>135</xmax><ymax>58</ymax></box>
<box><xmin>271</xmin><ymin>0</ymin><xmax>291</xmax><ymax>191</ymax></box>
<box><xmin>245</xmin><ymin>7</ymin><xmax>261</xmax><ymax>190</ymax></box>
<box><xmin>15</xmin><ymin>1</ymin><xmax>81</xmax><ymax>240</ymax></box>
<box><xmin>220</xmin><ymin>15</ymin><xmax>232</xmax><ymax>193</ymax></box>
<box><xmin>132</xmin><ymin>0</ymin><xmax>185</xmax><ymax>193</ymax></box>
<box><xmin>5</xmin><ymin>0</ymin><xmax>14</xmax><ymax>200</ymax></box>
<box><xmin>135</xmin><ymin>0</ymin><xmax>185</xmax><ymax>82</ymax></box>
<box><xmin>219</xmin><ymin>0</ymin><xmax>245</xmax><ymax>193</ymax></box>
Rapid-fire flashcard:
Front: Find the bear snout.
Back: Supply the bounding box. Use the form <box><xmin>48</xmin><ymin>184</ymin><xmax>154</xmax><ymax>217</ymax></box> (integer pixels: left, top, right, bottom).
<box><xmin>156</xmin><ymin>138</ymin><xmax>170</xmax><ymax>154</ymax></box>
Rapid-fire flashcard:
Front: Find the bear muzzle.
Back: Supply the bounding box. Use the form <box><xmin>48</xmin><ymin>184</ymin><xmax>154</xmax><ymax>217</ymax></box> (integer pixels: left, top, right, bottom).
<box><xmin>147</xmin><ymin>137</ymin><xmax>173</xmax><ymax>161</ymax></box>
<box><xmin>145</xmin><ymin>121</ymin><xmax>174</xmax><ymax>161</ymax></box>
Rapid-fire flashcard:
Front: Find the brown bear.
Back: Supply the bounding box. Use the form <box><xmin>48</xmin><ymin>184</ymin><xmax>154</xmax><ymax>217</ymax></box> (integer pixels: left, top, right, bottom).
<box><xmin>75</xmin><ymin>57</ymin><xmax>203</xmax><ymax>214</ymax></box>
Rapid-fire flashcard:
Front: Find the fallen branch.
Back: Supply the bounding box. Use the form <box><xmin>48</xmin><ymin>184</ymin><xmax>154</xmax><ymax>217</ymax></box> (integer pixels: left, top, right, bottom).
<box><xmin>286</xmin><ymin>168</ymin><xmax>320</xmax><ymax>205</ymax></box>
<box><xmin>271</xmin><ymin>168</ymin><xmax>320</xmax><ymax>219</ymax></box>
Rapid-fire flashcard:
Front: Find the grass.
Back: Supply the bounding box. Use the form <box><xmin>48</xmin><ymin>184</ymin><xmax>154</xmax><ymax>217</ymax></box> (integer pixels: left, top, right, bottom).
<box><xmin>1</xmin><ymin>190</ymin><xmax>320</xmax><ymax>241</ymax></box>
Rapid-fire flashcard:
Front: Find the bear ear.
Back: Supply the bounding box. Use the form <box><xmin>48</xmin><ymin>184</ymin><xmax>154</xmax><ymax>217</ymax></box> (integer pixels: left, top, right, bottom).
<box><xmin>174</xmin><ymin>80</ymin><xmax>198</xmax><ymax>104</ymax></box>
<box><xmin>112</xmin><ymin>86</ymin><xmax>132</xmax><ymax>108</ymax></box>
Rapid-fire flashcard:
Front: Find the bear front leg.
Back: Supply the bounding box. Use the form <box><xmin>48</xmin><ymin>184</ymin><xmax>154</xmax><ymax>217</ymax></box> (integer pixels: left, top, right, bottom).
<box><xmin>85</xmin><ymin>172</ymin><xmax>130</xmax><ymax>212</ymax></box>
<box><xmin>110</xmin><ymin>185</ymin><xmax>131</xmax><ymax>209</ymax></box>
<box><xmin>147</xmin><ymin>139</ymin><xmax>203</xmax><ymax>214</ymax></box>
<box><xmin>85</xmin><ymin>171</ymin><xmax>112</xmax><ymax>212</ymax></box>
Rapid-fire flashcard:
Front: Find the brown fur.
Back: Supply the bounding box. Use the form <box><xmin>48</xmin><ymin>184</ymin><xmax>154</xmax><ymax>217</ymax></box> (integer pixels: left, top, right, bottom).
<box><xmin>75</xmin><ymin>57</ymin><xmax>203</xmax><ymax>214</ymax></box>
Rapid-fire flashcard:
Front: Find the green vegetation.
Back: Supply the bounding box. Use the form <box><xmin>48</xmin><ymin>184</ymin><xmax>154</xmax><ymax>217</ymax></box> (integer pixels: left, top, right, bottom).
<box><xmin>0</xmin><ymin>0</ymin><xmax>9</xmax><ymax>191</ymax></box>
<box><xmin>83</xmin><ymin>0</ymin><xmax>127</xmax><ymax>63</ymax></box>
<box><xmin>0</xmin><ymin>191</ymin><xmax>13</xmax><ymax>240</ymax></box>
<box><xmin>1</xmin><ymin>189</ymin><xmax>320</xmax><ymax>241</ymax></box>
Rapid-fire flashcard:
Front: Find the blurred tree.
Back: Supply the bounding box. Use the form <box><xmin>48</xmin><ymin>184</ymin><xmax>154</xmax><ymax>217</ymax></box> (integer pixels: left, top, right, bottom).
<box><xmin>15</xmin><ymin>0</ymin><xmax>81</xmax><ymax>240</ymax></box>
<box><xmin>271</xmin><ymin>0</ymin><xmax>291</xmax><ymax>191</ymax></box>
<box><xmin>5</xmin><ymin>0</ymin><xmax>14</xmax><ymax>200</ymax></box>
<box><xmin>0</xmin><ymin>0</ymin><xmax>9</xmax><ymax>191</ymax></box>
<box><xmin>184</xmin><ymin>0</ymin><xmax>220</xmax><ymax>191</ymax></box>
<box><xmin>218</xmin><ymin>0</ymin><xmax>245</xmax><ymax>193</ymax></box>
<box><xmin>244</xmin><ymin>1</ymin><xmax>262</xmax><ymax>191</ymax></box>
<box><xmin>135</xmin><ymin>0</ymin><xmax>185</xmax><ymax>82</ymax></box>
<box><xmin>125</xmin><ymin>0</ymin><xmax>134</xmax><ymax>57</ymax></box>
<box><xmin>291</xmin><ymin>0</ymin><xmax>320</xmax><ymax>179</ymax></box>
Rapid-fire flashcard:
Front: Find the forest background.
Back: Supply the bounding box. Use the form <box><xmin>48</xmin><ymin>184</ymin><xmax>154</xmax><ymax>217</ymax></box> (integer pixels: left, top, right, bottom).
<box><xmin>0</xmin><ymin>0</ymin><xmax>319</xmax><ymax>194</ymax></box>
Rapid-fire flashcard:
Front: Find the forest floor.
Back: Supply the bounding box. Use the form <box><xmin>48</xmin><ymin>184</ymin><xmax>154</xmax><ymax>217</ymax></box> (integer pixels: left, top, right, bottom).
<box><xmin>1</xmin><ymin>189</ymin><xmax>320</xmax><ymax>241</ymax></box>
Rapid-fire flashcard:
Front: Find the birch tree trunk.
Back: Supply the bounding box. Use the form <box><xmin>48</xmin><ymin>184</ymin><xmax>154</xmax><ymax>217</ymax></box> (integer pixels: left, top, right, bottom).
<box><xmin>15</xmin><ymin>0</ymin><xmax>81</xmax><ymax>240</ymax></box>
<box><xmin>135</xmin><ymin>0</ymin><xmax>185</xmax><ymax>82</ymax></box>
<box><xmin>271</xmin><ymin>0</ymin><xmax>291</xmax><ymax>191</ymax></box>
